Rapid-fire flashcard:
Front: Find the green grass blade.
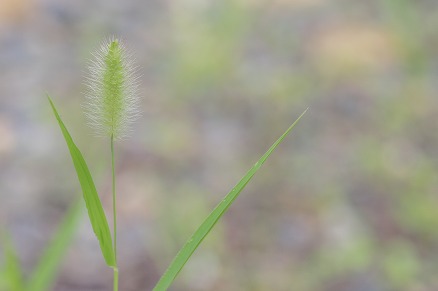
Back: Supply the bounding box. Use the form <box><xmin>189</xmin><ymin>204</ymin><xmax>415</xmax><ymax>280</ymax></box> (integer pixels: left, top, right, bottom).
<box><xmin>48</xmin><ymin>96</ymin><xmax>115</xmax><ymax>267</ymax></box>
<box><xmin>0</xmin><ymin>230</ymin><xmax>25</xmax><ymax>291</ymax></box>
<box><xmin>153</xmin><ymin>109</ymin><xmax>308</xmax><ymax>291</ymax></box>
<box><xmin>26</xmin><ymin>198</ymin><xmax>82</xmax><ymax>291</ymax></box>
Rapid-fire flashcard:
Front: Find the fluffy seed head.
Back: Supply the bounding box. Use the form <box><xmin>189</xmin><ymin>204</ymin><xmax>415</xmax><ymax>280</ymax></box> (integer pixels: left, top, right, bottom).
<box><xmin>84</xmin><ymin>37</ymin><xmax>140</xmax><ymax>139</ymax></box>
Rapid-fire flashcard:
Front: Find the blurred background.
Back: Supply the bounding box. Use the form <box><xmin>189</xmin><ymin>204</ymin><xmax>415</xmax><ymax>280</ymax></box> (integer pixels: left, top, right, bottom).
<box><xmin>1</xmin><ymin>0</ymin><xmax>438</xmax><ymax>290</ymax></box>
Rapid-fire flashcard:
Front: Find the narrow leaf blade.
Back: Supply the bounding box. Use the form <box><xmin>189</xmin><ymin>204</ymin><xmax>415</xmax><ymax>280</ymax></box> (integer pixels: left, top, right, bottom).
<box><xmin>0</xmin><ymin>230</ymin><xmax>25</xmax><ymax>291</ymax></box>
<box><xmin>153</xmin><ymin>109</ymin><xmax>308</xmax><ymax>291</ymax></box>
<box><xmin>48</xmin><ymin>96</ymin><xmax>115</xmax><ymax>267</ymax></box>
<box><xmin>27</xmin><ymin>198</ymin><xmax>82</xmax><ymax>291</ymax></box>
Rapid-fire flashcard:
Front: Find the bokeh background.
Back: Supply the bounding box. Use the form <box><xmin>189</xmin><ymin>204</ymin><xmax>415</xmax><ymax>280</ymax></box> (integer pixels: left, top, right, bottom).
<box><xmin>1</xmin><ymin>0</ymin><xmax>438</xmax><ymax>290</ymax></box>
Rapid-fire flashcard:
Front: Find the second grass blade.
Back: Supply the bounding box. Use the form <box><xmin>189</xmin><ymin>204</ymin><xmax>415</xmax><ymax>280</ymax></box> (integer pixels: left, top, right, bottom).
<box><xmin>26</xmin><ymin>198</ymin><xmax>82</xmax><ymax>291</ymax></box>
<box><xmin>48</xmin><ymin>96</ymin><xmax>115</xmax><ymax>268</ymax></box>
<box><xmin>0</xmin><ymin>230</ymin><xmax>25</xmax><ymax>291</ymax></box>
<box><xmin>153</xmin><ymin>109</ymin><xmax>308</xmax><ymax>291</ymax></box>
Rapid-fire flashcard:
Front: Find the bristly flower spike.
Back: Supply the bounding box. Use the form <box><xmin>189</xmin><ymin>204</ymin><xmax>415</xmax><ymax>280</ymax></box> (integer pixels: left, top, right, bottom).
<box><xmin>84</xmin><ymin>37</ymin><xmax>140</xmax><ymax>140</ymax></box>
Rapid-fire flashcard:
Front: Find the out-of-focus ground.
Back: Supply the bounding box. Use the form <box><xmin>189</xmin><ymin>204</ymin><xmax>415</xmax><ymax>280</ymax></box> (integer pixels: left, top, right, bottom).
<box><xmin>1</xmin><ymin>0</ymin><xmax>438</xmax><ymax>290</ymax></box>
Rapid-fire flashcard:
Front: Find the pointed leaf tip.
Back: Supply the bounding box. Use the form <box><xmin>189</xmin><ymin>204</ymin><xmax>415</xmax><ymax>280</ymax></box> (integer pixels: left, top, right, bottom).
<box><xmin>152</xmin><ymin>108</ymin><xmax>307</xmax><ymax>291</ymax></box>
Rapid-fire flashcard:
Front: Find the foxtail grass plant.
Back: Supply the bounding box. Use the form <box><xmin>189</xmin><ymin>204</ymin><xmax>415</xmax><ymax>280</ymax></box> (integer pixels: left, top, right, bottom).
<box><xmin>83</xmin><ymin>37</ymin><xmax>140</xmax><ymax>290</ymax></box>
<box><xmin>48</xmin><ymin>37</ymin><xmax>307</xmax><ymax>291</ymax></box>
<box><xmin>50</xmin><ymin>37</ymin><xmax>139</xmax><ymax>291</ymax></box>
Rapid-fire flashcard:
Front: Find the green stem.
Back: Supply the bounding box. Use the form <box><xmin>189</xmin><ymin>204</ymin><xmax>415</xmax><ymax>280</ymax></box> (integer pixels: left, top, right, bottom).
<box><xmin>113</xmin><ymin>267</ymin><xmax>118</xmax><ymax>291</ymax></box>
<box><xmin>111</xmin><ymin>134</ymin><xmax>118</xmax><ymax>291</ymax></box>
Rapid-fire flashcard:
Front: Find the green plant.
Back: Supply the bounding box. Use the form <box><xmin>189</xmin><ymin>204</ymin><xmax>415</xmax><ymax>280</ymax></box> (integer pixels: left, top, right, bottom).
<box><xmin>48</xmin><ymin>37</ymin><xmax>307</xmax><ymax>291</ymax></box>
<box><xmin>0</xmin><ymin>199</ymin><xmax>82</xmax><ymax>291</ymax></box>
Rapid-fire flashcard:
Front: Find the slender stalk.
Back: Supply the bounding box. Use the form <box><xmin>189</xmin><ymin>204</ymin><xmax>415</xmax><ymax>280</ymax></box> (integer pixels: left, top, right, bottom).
<box><xmin>111</xmin><ymin>134</ymin><xmax>118</xmax><ymax>291</ymax></box>
<box><xmin>113</xmin><ymin>267</ymin><xmax>118</xmax><ymax>291</ymax></box>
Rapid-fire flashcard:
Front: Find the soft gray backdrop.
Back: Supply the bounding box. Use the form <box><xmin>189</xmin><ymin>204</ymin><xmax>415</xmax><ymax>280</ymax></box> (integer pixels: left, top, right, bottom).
<box><xmin>1</xmin><ymin>0</ymin><xmax>438</xmax><ymax>290</ymax></box>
